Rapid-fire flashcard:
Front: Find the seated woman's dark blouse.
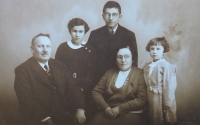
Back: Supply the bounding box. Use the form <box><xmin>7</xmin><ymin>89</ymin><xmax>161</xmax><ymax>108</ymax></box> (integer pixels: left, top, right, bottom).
<box><xmin>90</xmin><ymin>66</ymin><xmax>147</xmax><ymax>125</ymax></box>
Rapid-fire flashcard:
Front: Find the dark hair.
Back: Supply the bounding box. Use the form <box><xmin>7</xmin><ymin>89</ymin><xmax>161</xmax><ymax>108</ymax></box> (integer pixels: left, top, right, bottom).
<box><xmin>146</xmin><ymin>37</ymin><xmax>170</xmax><ymax>53</ymax></box>
<box><xmin>31</xmin><ymin>33</ymin><xmax>50</xmax><ymax>45</ymax></box>
<box><xmin>116</xmin><ymin>45</ymin><xmax>134</xmax><ymax>60</ymax></box>
<box><xmin>68</xmin><ymin>18</ymin><xmax>90</xmax><ymax>34</ymax></box>
<box><xmin>103</xmin><ymin>1</ymin><xmax>121</xmax><ymax>14</ymax></box>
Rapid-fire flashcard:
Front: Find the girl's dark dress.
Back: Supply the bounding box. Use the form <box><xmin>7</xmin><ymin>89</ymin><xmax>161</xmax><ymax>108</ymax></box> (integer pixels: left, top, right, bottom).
<box><xmin>55</xmin><ymin>41</ymin><xmax>97</xmax><ymax>122</ymax></box>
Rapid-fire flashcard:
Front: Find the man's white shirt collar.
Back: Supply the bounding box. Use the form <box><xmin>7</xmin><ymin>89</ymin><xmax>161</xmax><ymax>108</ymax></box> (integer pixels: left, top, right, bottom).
<box><xmin>38</xmin><ymin>61</ymin><xmax>49</xmax><ymax>71</ymax></box>
<box><xmin>108</xmin><ymin>24</ymin><xmax>118</xmax><ymax>34</ymax></box>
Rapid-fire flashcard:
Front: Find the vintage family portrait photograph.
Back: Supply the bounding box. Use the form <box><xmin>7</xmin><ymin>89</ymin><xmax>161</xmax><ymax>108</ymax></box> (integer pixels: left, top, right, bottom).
<box><xmin>0</xmin><ymin>0</ymin><xmax>199</xmax><ymax>125</ymax></box>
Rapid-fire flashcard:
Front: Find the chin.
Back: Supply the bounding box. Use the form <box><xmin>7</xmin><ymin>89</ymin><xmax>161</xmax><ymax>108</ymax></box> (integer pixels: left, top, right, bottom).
<box><xmin>119</xmin><ymin>68</ymin><xmax>127</xmax><ymax>71</ymax></box>
<box><xmin>107</xmin><ymin>24</ymin><xmax>115</xmax><ymax>28</ymax></box>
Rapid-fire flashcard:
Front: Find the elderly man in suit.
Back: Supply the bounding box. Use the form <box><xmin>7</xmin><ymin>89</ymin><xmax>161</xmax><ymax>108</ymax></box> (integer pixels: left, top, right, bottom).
<box><xmin>14</xmin><ymin>33</ymin><xmax>85</xmax><ymax>125</ymax></box>
<box><xmin>87</xmin><ymin>1</ymin><xmax>138</xmax><ymax>81</ymax></box>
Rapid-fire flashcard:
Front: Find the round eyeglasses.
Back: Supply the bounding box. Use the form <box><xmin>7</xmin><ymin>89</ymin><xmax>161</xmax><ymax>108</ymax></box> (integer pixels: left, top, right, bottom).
<box><xmin>103</xmin><ymin>13</ymin><xmax>119</xmax><ymax>19</ymax></box>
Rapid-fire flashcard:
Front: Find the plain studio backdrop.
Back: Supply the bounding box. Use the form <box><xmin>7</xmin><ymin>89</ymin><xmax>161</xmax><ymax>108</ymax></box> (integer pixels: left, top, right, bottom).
<box><xmin>0</xmin><ymin>0</ymin><xmax>200</xmax><ymax>124</ymax></box>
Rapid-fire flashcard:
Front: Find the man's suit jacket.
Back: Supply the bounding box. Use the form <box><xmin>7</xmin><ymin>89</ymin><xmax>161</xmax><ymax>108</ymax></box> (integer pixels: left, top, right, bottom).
<box><xmin>88</xmin><ymin>24</ymin><xmax>138</xmax><ymax>80</ymax></box>
<box><xmin>14</xmin><ymin>57</ymin><xmax>85</xmax><ymax>125</ymax></box>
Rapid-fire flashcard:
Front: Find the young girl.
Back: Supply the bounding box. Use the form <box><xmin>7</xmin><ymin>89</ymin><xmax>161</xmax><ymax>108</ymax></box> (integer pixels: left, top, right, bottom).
<box><xmin>55</xmin><ymin>18</ymin><xmax>97</xmax><ymax>124</ymax></box>
<box><xmin>143</xmin><ymin>37</ymin><xmax>177</xmax><ymax>125</ymax></box>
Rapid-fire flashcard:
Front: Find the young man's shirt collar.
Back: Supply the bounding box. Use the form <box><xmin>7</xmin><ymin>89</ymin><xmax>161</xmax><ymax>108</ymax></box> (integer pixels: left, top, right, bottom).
<box><xmin>107</xmin><ymin>24</ymin><xmax>118</xmax><ymax>34</ymax></box>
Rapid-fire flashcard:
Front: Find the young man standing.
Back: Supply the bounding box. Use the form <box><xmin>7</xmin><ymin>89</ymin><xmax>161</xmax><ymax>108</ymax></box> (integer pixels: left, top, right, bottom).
<box><xmin>88</xmin><ymin>1</ymin><xmax>138</xmax><ymax>80</ymax></box>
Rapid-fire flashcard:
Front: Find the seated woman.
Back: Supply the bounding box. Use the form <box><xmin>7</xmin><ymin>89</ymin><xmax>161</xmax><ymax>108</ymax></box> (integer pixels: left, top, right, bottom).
<box><xmin>89</xmin><ymin>45</ymin><xmax>147</xmax><ymax>125</ymax></box>
<box><xmin>55</xmin><ymin>18</ymin><xmax>97</xmax><ymax>124</ymax></box>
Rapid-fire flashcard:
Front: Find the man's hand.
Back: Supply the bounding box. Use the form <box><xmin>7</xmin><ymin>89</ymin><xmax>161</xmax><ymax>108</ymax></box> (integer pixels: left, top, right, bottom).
<box><xmin>75</xmin><ymin>109</ymin><xmax>86</xmax><ymax>124</ymax></box>
<box><xmin>44</xmin><ymin>118</ymin><xmax>56</xmax><ymax>125</ymax></box>
<box><xmin>105</xmin><ymin>107</ymin><xmax>115</xmax><ymax>119</ymax></box>
<box><xmin>111</xmin><ymin>106</ymin><xmax>119</xmax><ymax>117</ymax></box>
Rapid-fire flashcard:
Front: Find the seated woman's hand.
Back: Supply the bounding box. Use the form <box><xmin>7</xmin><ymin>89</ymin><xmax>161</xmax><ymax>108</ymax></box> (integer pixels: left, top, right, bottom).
<box><xmin>75</xmin><ymin>109</ymin><xmax>86</xmax><ymax>124</ymax></box>
<box><xmin>105</xmin><ymin>107</ymin><xmax>116</xmax><ymax>119</ymax></box>
<box><xmin>111</xmin><ymin>106</ymin><xmax>119</xmax><ymax>117</ymax></box>
<box><xmin>163</xmin><ymin>105</ymin><xmax>170</xmax><ymax>111</ymax></box>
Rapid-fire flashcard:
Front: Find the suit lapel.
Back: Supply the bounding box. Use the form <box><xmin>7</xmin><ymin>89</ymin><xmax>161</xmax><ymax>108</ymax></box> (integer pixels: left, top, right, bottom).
<box><xmin>30</xmin><ymin>57</ymin><xmax>51</xmax><ymax>86</ymax></box>
<box><xmin>126</xmin><ymin>67</ymin><xmax>137</xmax><ymax>94</ymax></box>
<box><xmin>48</xmin><ymin>59</ymin><xmax>60</xmax><ymax>84</ymax></box>
<box><xmin>107</xmin><ymin>25</ymin><xmax>124</xmax><ymax>55</ymax></box>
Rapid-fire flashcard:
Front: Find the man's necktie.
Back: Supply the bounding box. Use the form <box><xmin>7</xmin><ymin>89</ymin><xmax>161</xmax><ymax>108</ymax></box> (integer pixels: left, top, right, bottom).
<box><xmin>44</xmin><ymin>65</ymin><xmax>50</xmax><ymax>76</ymax></box>
<box><xmin>111</xmin><ymin>30</ymin><xmax>114</xmax><ymax>34</ymax></box>
<box><xmin>44</xmin><ymin>65</ymin><xmax>56</xmax><ymax>89</ymax></box>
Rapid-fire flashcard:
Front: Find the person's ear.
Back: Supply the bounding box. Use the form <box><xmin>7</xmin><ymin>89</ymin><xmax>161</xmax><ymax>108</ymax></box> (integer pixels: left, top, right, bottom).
<box><xmin>119</xmin><ymin>14</ymin><xmax>122</xmax><ymax>19</ymax></box>
<box><xmin>102</xmin><ymin>14</ymin><xmax>105</xmax><ymax>21</ymax></box>
<box><xmin>30</xmin><ymin>46</ymin><xmax>34</xmax><ymax>54</ymax></box>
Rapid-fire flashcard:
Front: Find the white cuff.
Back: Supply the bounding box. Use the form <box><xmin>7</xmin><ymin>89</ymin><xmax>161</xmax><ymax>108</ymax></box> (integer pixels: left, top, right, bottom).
<box><xmin>41</xmin><ymin>117</ymin><xmax>51</xmax><ymax>122</ymax></box>
<box><xmin>77</xmin><ymin>109</ymin><xmax>85</xmax><ymax>112</ymax></box>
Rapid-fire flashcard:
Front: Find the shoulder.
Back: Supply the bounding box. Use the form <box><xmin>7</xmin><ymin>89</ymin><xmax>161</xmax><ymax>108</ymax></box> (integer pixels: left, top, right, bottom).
<box><xmin>56</xmin><ymin>42</ymin><xmax>71</xmax><ymax>54</ymax></box>
<box><xmin>49</xmin><ymin>58</ymin><xmax>66</xmax><ymax>67</ymax></box>
<box><xmin>118</xmin><ymin>25</ymin><xmax>135</xmax><ymax>36</ymax></box>
<box><xmin>14</xmin><ymin>57</ymin><xmax>39</xmax><ymax>76</ymax></box>
<box><xmin>158</xmin><ymin>59</ymin><xmax>172</xmax><ymax>67</ymax></box>
<box><xmin>158</xmin><ymin>59</ymin><xmax>177</xmax><ymax>73</ymax></box>
<box><xmin>104</xmin><ymin>68</ymin><xmax>118</xmax><ymax>75</ymax></box>
<box><xmin>142</xmin><ymin>62</ymin><xmax>151</xmax><ymax>69</ymax></box>
<box><xmin>90</xmin><ymin>26</ymin><xmax>107</xmax><ymax>34</ymax></box>
<box><xmin>57</xmin><ymin>42</ymin><xmax>67</xmax><ymax>48</ymax></box>
<box><xmin>132</xmin><ymin>66</ymin><xmax>143</xmax><ymax>74</ymax></box>
<box><xmin>15</xmin><ymin>57</ymin><xmax>34</xmax><ymax>71</ymax></box>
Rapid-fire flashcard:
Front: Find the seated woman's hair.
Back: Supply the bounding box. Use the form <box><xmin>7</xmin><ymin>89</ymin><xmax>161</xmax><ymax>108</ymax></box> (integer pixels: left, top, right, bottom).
<box><xmin>116</xmin><ymin>44</ymin><xmax>134</xmax><ymax>60</ymax></box>
<box><xmin>146</xmin><ymin>37</ymin><xmax>170</xmax><ymax>53</ymax></box>
<box><xmin>67</xmin><ymin>18</ymin><xmax>90</xmax><ymax>33</ymax></box>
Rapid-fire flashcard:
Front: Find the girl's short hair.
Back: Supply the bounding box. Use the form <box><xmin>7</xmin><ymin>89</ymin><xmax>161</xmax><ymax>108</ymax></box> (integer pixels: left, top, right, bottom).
<box><xmin>67</xmin><ymin>18</ymin><xmax>90</xmax><ymax>34</ymax></box>
<box><xmin>146</xmin><ymin>37</ymin><xmax>170</xmax><ymax>53</ymax></box>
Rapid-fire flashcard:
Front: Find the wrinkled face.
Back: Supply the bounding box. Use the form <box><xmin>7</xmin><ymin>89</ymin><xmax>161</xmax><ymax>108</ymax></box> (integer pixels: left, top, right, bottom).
<box><xmin>31</xmin><ymin>36</ymin><xmax>52</xmax><ymax>63</ymax></box>
<box><xmin>116</xmin><ymin>48</ymin><xmax>133</xmax><ymax>71</ymax></box>
<box><xmin>150</xmin><ymin>44</ymin><xmax>164</xmax><ymax>61</ymax></box>
<box><xmin>102</xmin><ymin>8</ymin><xmax>121</xmax><ymax>29</ymax></box>
<box><xmin>70</xmin><ymin>25</ymin><xmax>85</xmax><ymax>45</ymax></box>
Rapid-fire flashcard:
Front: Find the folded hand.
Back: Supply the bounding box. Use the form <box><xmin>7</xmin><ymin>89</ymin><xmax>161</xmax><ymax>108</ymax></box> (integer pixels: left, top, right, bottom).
<box><xmin>105</xmin><ymin>107</ymin><xmax>115</xmax><ymax>119</ymax></box>
<box><xmin>111</xmin><ymin>106</ymin><xmax>119</xmax><ymax>117</ymax></box>
<box><xmin>75</xmin><ymin>109</ymin><xmax>86</xmax><ymax>124</ymax></box>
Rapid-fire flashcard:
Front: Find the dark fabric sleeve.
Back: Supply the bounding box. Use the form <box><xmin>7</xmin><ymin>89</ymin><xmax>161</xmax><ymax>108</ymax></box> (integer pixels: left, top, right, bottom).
<box><xmin>87</xmin><ymin>31</ymin><xmax>93</xmax><ymax>45</ymax></box>
<box><xmin>118</xmin><ymin>71</ymin><xmax>147</xmax><ymax>114</ymax></box>
<box><xmin>55</xmin><ymin>43</ymin><xmax>64</xmax><ymax>62</ymax></box>
<box><xmin>129</xmin><ymin>33</ymin><xmax>138</xmax><ymax>67</ymax></box>
<box><xmin>14</xmin><ymin>67</ymin><xmax>48</xmax><ymax>122</ymax></box>
<box><xmin>84</xmin><ymin>45</ymin><xmax>98</xmax><ymax>93</ymax></box>
<box><xmin>63</xmin><ymin>63</ymin><xmax>86</xmax><ymax>111</ymax></box>
<box><xmin>92</xmin><ymin>71</ymin><xmax>110</xmax><ymax>111</ymax></box>
<box><xmin>87</xmin><ymin>31</ymin><xmax>96</xmax><ymax>48</ymax></box>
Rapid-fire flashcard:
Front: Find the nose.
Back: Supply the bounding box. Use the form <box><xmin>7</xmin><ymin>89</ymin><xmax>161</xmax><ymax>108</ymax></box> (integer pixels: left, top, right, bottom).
<box><xmin>122</xmin><ymin>57</ymin><xmax>125</xmax><ymax>62</ymax></box>
<box><xmin>43</xmin><ymin>46</ymin><xmax>48</xmax><ymax>52</ymax></box>
<box><xmin>152</xmin><ymin>49</ymin><xmax>156</xmax><ymax>53</ymax></box>
<box><xmin>109</xmin><ymin>15</ymin><xmax>114</xmax><ymax>20</ymax></box>
<box><xmin>76</xmin><ymin>32</ymin><xmax>80</xmax><ymax>37</ymax></box>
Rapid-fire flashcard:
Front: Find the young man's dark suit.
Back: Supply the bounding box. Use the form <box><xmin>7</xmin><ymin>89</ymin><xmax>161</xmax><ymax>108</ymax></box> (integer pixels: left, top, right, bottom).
<box><xmin>14</xmin><ymin>57</ymin><xmax>85</xmax><ymax>125</ymax></box>
<box><xmin>88</xmin><ymin>24</ymin><xmax>138</xmax><ymax>80</ymax></box>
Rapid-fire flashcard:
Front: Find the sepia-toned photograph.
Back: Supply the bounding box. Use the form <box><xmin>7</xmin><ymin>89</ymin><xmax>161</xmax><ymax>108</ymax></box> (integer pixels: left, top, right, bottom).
<box><xmin>0</xmin><ymin>0</ymin><xmax>199</xmax><ymax>125</ymax></box>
